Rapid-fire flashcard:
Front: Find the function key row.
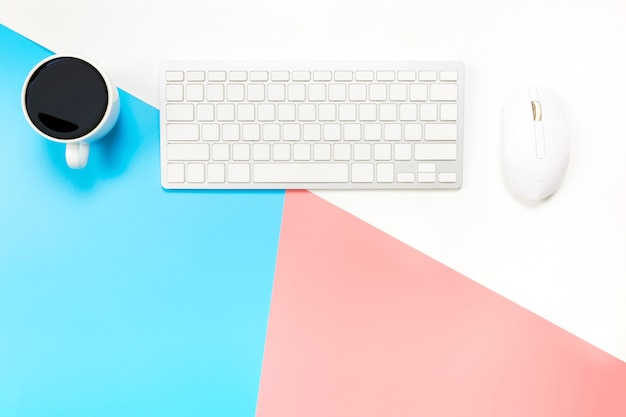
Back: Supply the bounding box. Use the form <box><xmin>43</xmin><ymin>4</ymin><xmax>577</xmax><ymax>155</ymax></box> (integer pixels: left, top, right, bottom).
<box><xmin>165</xmin><ymin>70</ymin><xmax>458</xmax><ymax>83</ymax></box>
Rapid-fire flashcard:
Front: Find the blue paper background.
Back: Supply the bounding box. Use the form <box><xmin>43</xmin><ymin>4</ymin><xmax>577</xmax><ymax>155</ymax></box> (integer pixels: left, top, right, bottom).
<box><xmin>0</xmin><ymin>24</ymin><xmax>285</xmax><ymax>417</ymax></box>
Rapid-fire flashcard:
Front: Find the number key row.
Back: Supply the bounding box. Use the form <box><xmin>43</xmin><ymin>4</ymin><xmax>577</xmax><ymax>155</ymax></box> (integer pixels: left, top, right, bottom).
<box><xmin>165</xmin><ymin>103</ymin><xmax>458</xmax><ymax>123</ymax></box>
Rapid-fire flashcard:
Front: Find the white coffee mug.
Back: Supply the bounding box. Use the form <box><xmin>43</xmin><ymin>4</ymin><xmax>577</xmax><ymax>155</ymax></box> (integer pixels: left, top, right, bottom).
<box><xmin>22</xmin><ymin>55</ymin><xmax>120</xmax><ymax>169</ymax></box>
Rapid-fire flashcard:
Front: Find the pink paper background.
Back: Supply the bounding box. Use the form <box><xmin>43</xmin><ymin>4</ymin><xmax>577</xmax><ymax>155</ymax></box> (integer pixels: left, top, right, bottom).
<box><xmin>257</xmin><ymin>190</ymin><xmax>626</xmax><ymax>417</ymax></box>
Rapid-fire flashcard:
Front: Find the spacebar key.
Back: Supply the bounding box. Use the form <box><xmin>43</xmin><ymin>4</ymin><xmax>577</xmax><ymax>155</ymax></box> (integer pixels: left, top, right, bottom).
<box><xmin>254</xmin><ymin>163</ymin><xmax>349</xmax><ymax>183</ymax></box>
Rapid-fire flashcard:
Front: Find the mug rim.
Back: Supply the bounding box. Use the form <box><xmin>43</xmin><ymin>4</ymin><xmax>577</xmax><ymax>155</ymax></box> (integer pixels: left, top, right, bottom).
<box><xmin>21</xmin><ymin>54</ymin><xmax>119</xmax><ymax>144</ymax></box>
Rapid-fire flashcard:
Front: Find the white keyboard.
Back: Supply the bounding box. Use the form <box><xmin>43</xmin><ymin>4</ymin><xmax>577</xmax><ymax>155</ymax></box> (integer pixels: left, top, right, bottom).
<box><xmin>160</xmin><ymin>61</ymin><xmax>464</xmax><ymax>189</ymax></box>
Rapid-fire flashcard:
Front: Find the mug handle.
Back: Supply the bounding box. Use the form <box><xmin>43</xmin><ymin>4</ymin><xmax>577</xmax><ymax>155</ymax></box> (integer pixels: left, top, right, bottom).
<box><xmin>65</xmin><ymin>142</ymin><xmax>90</xmax><ymax>169</ymax></box>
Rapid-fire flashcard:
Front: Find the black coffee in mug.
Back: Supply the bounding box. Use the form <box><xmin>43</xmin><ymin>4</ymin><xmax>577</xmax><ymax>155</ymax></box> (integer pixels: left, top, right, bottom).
<box><xmin>22</xmin><ymin>55</ymin><xmax>120</xmax><ymax>169</ymax></box>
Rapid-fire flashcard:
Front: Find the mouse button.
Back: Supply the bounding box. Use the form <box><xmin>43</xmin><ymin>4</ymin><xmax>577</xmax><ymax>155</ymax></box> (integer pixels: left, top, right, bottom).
<box><xmin>538</xmin><ymin>98</ymin><xmax>569</xmax><ymax>155</ymax></box>
<box><xmin>505</xmin><ymin>91</ymin><xmax>535</xmax><ymax>124</ymax></box>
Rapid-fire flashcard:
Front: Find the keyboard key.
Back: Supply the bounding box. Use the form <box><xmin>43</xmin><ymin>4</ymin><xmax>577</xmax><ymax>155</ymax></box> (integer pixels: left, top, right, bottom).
<box><xmin>324</xmin><ymin>124</ymin><xmax>341</xmax><ymax>141</ymax></box>
<box><xmin>292</xmin><ymin>71</ymin><xmax>311</xmax><ymax>81</ymax></box>
<box><xmin>404</xmin><ymin>123</ymin><xmax>422</xmax><ymax>140</ymax></box>
<box><xmin>376</xmin><ymin>71</ymin><xmax>395</xmax><ymax>81</ymax></box>
<box><xmin>207</xmin><ymin>71</ymin><xmax>226</xmax><ymax>81</ymax></box>
<box><xmin>333</xmin><ymin>143</ymin><xmax>351</xmax><ymax>160</ymax></box>
<box><xmin>222</xmin><ymin>123</ymin><xmax>239</xmax><ymax>141</ymax></box>
<box><xmin>167</xmin><ymin>123</ymin><xmax>199</xmax><ymax>141</ymax></box>
<box><xmin>250</xmin><ymin>71</ymin><xmax>269</xmax><ymax>81</ymax></box>
<box><xmin>262</xmin><ymin>124</ymin><xmax>280</xmax><ymax>141</ymax></box>
<box><xmin>237</xmin><ymin>104</ymin><xmax>255</xmax><ymax>122</ymax></box>
<box><xmin>415</xmin><ymin>143</ymin><xmax>457</xmax><ymax>160</ymax></box>
<box><xmin>338</xmin><ymin>104</ymin><xmax>357</xmax><ymax>121</ymax></box>
<box><xmin>308</xmin><ymin>84</ymin><xmax>326</xmax><ymax>101</ymax></box>
<box><xmin>283</xmin><ymin>124</ymin><xmax>300</xmax><ymax>141</ymax></box>
<box><xmin>166</xmin><ymin>84</ymin><xmax>184</xmax><ymax>101</ymax></box>
<box><xmin>409</xmin><ymin>84</ymin><xmax>428</xmax><ymax>101</ymax></box>
<box><xmin>384</xmin><ymin>124</ymin><xmax>402</xmax><ymax>141</ymax></box>
<box><xmin>273</xmin><ymin>144</ymin><xmax>290</xmax><ymax>160</ymax></box>
<box><xmin>418</xmin><ymin>172</ymin><xmax>436</xmax><ymax>183</ymax></box>
<box><xmin>394</xmin><ymin>144</ymin><xmax>412</xmax><ymax>160</ymax></box>
<box><xmin>166</xmin><ymin>104</ymin><xmax>194</xmax><ymax>121</ymax></box>
<box><xmin>232</xmin><ymin>143</ymin><xmax>250</xmax><ymax>160</ymax></box>
<box><xmin>229</xmin><ymin>71</ymin><xmax>247</xmax><ymax>81</ymax></box>
<box><xmin>389</xmin><ymin>84</ymin><xmax>407</xmax><ymax>101</ymax></box>
<box><xmin>207</xmin><ymin>164</ymin><xmax>225</xmax><ymax>182</ymax></box>
<box><xmin>369</xmin><ymin>84</ymin><xmax>387</xmax><ymax>101</ymax></box>
<box><xmin>328</xmin><ymin>84</ymin><xmax>347</xmax><ymax>101</ymax></box>
<box><xmin>344</xmin><ymin>124</ymin><xmax>361</xmax><ymax>141</ymax></box>
<box><xmin>374</xmin><ymin>143</ymin><xmax>392</xmax><ymax>160</ymax></box>
<box><xmin>278</xmin><ymin>104</ymin><xmax>296</xmax><ymax>121</ymax></box>
<box><xmin>165</xmin><ymin>71</ymin><xmax>184</xmax><ymax>82</ymax></box>
<box><xmin>253</xmin><ymin>143</ymin><xmax>271</xmax><ymax>160</ymax></box>
<box><xmin>379</xmin><ymin>104</ymin><xmax>397</xmax><ymax>121</ymax></box>
<box><xmin>242</xmin><ymin>123</ymin><xmax>260</xmax><ymax>141</ymax></box>
<box><xmin>430</xmin><ymin>84</ymin><xmax>458</xmax><ymax>101</ymax></box>
<box><xmin>363</xmin><ymin>124</ymin><xmax>382</xmax><ymax>141</ymax></box>
<box><xmin>206</xmin><ymin>85</ymin><xmax>224</xmax><ymax>101</ymax></box>
<box><xmin>271</xmin><ymin>71</ymin><xmax>290</xmax><ymax>81</ymax></box>
<box><xmin>397</xmin><ymin>172</ymin><xmax>415</xmax><ymax>183</ymax></box>
<box><xmin>418</xmin><ymin>71</ymin><xmax>437</xmax><ymax>81</ymax></box>
<box><xmin>303</xmin><ymin>123</ymin><xmax>321</xmax><ymax>141</ymax></box>
<box><xmin>247</xmin><ymin>84</ymin><xmax>265</xmax><ymax>101</ymax></box>
<box><xmin>439</xmin><ymin>71</ymin><xmax>458</xmax><ymax>81</ymax></box>
<box><xmin>167</xmin><ymin>144</ymin><xmax>209</xmax><ymax>161</ymax></box>
<box><xmin>348</xmin><ymin>84</ymin><xmax>367</xmax><ymax>101</ymax></box>
<box><xmin>228</xmin><ymin>163</ymin><xmax>250</xmax><ymax>182</ymax></box>
<box><xmin>397</xmin><ymin>70</ymin><xmax>416</xmax><ymax>81</ymax></box>
<box><xmin>399</xmin><ymin>104</ymin><xmax>418</xmax><ymax>121</ymax></box>
<box><xmin>355</xmin><ymin>70</ymin><xmax>374</xmax><ymax>81</ymax></box>
<box><xmin>167</xmin><ymin>163</ymin><xmax>185</xmax><ymax>182</ymax></box>
<box><xmin>377</xmin><ymin>163</ymin><xmax>394</xmax><ymax>182</ymax></box>
<box><xmin>227</xmin><ymin>84</ymin><xmax>245</xmax><ymax>101</ymax></box>
<box><xmin>202</xmin><ymin>124</ymin><xmax>220</xmax><ymax>141</ymax></box>
<box><xmin>359</xmin><ymin>104</ymin><xmax>377</xmax><ymax>121</ymax></box>
<box><xmin>267</xmin><ymin>84</ymin><xmax>286</xmax><ymax>101</ymax></box>
<box><xmin>418</xmin><ymin>162</ymin><xmax>436</xmax><ymax>173</ymax></box>
<box><xmin>217</xmin><ymin>104</ymin><xmax>235</xmax><ymax>122</ymax></box>
<box><xmin>420</xmin><ymin>104</ymin><xmax>438</xmax><ymax>121</ymax></box>
<box><xmin>254</xmin><ymin>163</ymin><xmax>349</xmax><ymax>183</ymax></box>
<box><xmin>298</xmin><ymin>104</ymin><xmax>316</xmax><ymax>121</ymax></box>
<box><xmin>352</xmin><ymin>163</ymin><xmax>374</xmax><ymax>182</ymax></box>
<box><xmin>425</xmin><ymin>123</ymin><xmax>457</xmax><ymax>140</ymax></box>
<box><xmin>313</xmin><ymin>144</ymin><xmax>331</xmax><ymax>160</ymax></box>
<box><xmin>186</xmin><ymin>84</ymin><xmax>204</xmax><ymax>101</ymax></box>
<box><xmin>293</xmin><ymin>144</ymin><xmax>311</xmax><ymax>161</ymax></box>
<box><xmin>334</xmin><ymin>71</ymin><xmax>353</xmax><ymax>81</ymax></box>
<box><xmin>187</xmin><ymin>163</ymin><xmax>205</xmax><ymax>183</ymax></box>
<box><xmin>440</xmin><ymin>103</ymin><xmax>458</xmax><ymax>121</ymax></box>
<box><xmin>212</xmin><ymin>143</ymin><xmax>230</xmax><ymax>160</ymax></box>
<box><xmin>313</xmin><ymin>71</ymin><xmax>332</xmax><ymax>81</ymax></box>
<box><xmin>288</xmin><ymin>84</ymin><xmax>306</xmax><ymax>101</ymax></box>
<box><xmin>354</xmin><ymin>144</ymin><xmax>372</xmax><ymax>160</ymax></box>
<box><xmin>438</xmin><ymin>172</ymin><xmax>457</xmax><ymax>183</ymax></box>
<box><xmin>318</xmin><ymin>104</ymin><xmax>336</xmax><ymax>121</ymax></box>
<box><xmin>257</xmin><ymin>104</ymin><xmax>276</xmax><ymax>121</ymax></box>
<box><xmin>187</xmin><ymin>71</ymin><xmax>205</xmax><ymax>82</ymax></box>
<box><xmin>197</xmin><ymin>104</ymin><xmax>215</xmax><ymax>121</ymax></box>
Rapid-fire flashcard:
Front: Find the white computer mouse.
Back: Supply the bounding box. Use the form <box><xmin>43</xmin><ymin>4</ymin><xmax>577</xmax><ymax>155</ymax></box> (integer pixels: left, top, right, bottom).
<box><xmin>503</xmin><ymin>85</ymin><xmax>570</xmax><ymax>201</ymax></box>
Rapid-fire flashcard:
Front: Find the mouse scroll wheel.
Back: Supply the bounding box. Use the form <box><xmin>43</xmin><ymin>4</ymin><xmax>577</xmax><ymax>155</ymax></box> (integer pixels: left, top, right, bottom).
<box><xmin>531</xmin><ymin>101</ymin><xmax>542</xmax><ymax>121</ymax></box>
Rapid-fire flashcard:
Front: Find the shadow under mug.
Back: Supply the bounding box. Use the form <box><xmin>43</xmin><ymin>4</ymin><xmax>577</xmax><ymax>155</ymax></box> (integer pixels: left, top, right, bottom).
<box><xmin>22</xmin><ymin>55</ymin><xmax>120</xmax><ymax>169</ymax></box>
